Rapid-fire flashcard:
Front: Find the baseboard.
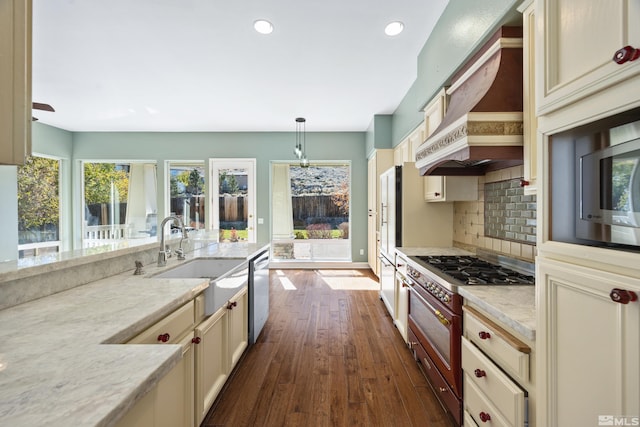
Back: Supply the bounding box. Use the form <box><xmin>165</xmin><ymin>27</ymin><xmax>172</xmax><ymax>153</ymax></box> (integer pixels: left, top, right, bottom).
<box><xmin>268</xmin><ymin>261</ymin><xmax>371</xmax><ymax>270</ymax></box>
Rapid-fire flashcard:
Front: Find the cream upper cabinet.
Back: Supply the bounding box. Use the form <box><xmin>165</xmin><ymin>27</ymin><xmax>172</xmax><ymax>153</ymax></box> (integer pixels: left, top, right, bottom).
<box><xmin>520</xmin><ymin>0</ymin><xmax>537</xmax><ymax>195</ymax></box>
<box><xmin>424</xmin><ymin>175</ymin><xmax>478</xmax><ymax>202</ymax></box>
<box><xmin>0</xmin><ymin>0</ymin><xmax>32</xmax><ymax>165</ymax></box>
<box><xmin>367</xmin><ymin>149</ymin><xmax>393</xmax><ymax>276</ymax></box>
<box><xmin>536</xmin><ymin>0</ymin><xmax>640</xmax><ymax>115</ymax></box>
<box><xmin>423</xmin><ymin>88</ymin><xmax>447</xmax><ymax>138</ymax></box>
<box><xmin>537</xmin><ymin>257</ymin><xmax>640</xmax><ymax>427</ymax></box>
<box><xmin>394</xmin><ymin>123</ymin><xmax>425</xmax><ymax>166</ymax></box>
<box><xmin>420</xmin><ymin>88</ymin><xmax>478</xmax><ymax>202</ymax></box>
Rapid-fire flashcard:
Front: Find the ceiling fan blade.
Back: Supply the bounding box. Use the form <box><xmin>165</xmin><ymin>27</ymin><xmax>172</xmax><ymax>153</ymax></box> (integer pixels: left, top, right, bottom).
<box><xmin>32</xmin><ymin>102</ymin><xmax>55</xmax><ymax>112</ymax></box>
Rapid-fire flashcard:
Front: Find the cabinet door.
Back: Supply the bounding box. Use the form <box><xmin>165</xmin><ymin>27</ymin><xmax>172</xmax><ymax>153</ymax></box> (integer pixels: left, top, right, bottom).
<box><xmin>195</xmin><ymin>308</ymin><xmax>227</xmax><ymax>425</ymax></box>
<box><xmin>394</xmin><ymin>271</ymin><xmax>408</xmax><ymax>343</ymax></box>
<box><xmin>424</xmin><ymin>176</ymin><xmax>478</xmax><ymax>202</ymax></box>
<box><xmin>156</xmin><ymin>332</ymin><xmax>194</xmax><ymax>427</ymax></box>
<box><xmin>424</xmin><ymin>176</ymin><xmax>445</xmax><ymax>201</ymax></box>
<box><xmin>537</xmin><ymin>257</ymin><xmax>640</xmax><ymax>426</ymax></box>
<box><xmin>521</xmin><ymin>0</ymin><xmax>537</xmax><ymax>195</ymax></box>
<box><xmin>227</xmin><ymin>287</ymin><xmax>248</xmax><ymax>370</ymax></box>
<box><xmin>0</xmin><ymin>0</ymin><xmax>32</xmax><ymax>165</ymax></box>
<box><xmin>537</xmin><ymin>0</ymin><xmax>640</xmax><ymax>115</ymax></box>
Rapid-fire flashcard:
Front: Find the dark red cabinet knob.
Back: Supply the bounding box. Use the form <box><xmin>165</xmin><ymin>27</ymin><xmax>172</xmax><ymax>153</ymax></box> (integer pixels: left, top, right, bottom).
<box><xmin>227</xmin><ymin>301</ymin><xmax>238</xmax><ymax>310</ymax></box>
<box><xmin>613</xmin><ymin>45</ymin><xmax>640</xmax><ymax>64</ymax></box>
<box><xmin>434</xmin><ymin>192</ymin><xmax>441</xmax><ymax>197</ymax></box>
<box><xmin>610</xmin><ymin>288</ymin><xmax>638</xmax><ymax>304</ymax></box>
<box><xmin>519</xmin><ymin>179</ymin><xmax>529</xmax><ymax>187</ymax></box>
<box><xmin>479</xmin><ymin>412</ymin><xmax>491</xmax><ymax>422</ymax></box>
<box><xmin>474</xmin><ymin>369</ymin><xmax>487</xmax><ymax>378</ymax></box>
<box><xmin>192</xmin><ymin>337</ymin><xmax>201</xmax><ymax>344</ymax></box>
<box><xmin>157</xmin><ymin>333</ymin><xmax>170</xmax><ymax>343</ymax></box>
<box><xmin>478</xmin><ymin>331</ymin><xmax>491</xmax><ymax>340</ymax></box>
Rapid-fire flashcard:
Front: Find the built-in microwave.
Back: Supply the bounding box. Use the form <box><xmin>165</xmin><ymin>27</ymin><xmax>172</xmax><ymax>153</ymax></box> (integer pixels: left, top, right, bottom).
<box><xmin>577</xmin><ymin>126</ymin><xmax>640</xmax><ymax>247</ymax></box>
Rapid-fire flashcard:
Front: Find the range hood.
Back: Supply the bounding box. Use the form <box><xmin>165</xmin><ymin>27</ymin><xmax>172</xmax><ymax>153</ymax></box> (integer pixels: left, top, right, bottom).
<box><xmin>415</xmin><ymin>27</ymin><xmax>524</xmax><ymax>176</ymax></box>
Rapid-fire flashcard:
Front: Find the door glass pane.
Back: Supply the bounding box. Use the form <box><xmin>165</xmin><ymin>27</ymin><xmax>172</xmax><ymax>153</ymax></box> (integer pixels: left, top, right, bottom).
<box><xmin>169</xmin><ymin>163</ymin><xmax>205</xmax><ymax>231</ymax></box>
<box><xmin>218</xmin><ymin>167</ymin><xmax>249</xmax><ymax>242</ymax></box>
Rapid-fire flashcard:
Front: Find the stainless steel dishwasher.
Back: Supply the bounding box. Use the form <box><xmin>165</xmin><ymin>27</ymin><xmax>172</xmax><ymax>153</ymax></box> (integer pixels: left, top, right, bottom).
<box><xmin>248</xmin><ymin>249</ymin><xmax>269</xmax><ymax>344</ymax></box>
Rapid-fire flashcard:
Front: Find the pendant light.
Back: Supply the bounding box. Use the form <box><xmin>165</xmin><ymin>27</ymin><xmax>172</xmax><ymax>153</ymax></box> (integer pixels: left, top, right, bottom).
<box><xmin>294</xmin><ymin>117</ymin><xmax>309</xmax><ymax>167</ymax></box>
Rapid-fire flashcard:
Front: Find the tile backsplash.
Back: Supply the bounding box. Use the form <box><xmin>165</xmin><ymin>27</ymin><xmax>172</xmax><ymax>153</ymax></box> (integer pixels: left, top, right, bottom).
<box><xmin>452</xmin><ymin>166</ymin><xmax>536</xmax><ymax>262</ymax></box>
<box><xmin>484</xmin><ymin>179</ymin><xmax>536</xmax><ymax>244</ymax></box>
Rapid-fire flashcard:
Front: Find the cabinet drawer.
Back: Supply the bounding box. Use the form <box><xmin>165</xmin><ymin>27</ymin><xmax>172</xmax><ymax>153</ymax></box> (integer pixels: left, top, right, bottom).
<box><xmin>129</xmin><ymin>301</ymin><xmax>195</xmax><ymax>344</ymax></box>
<box><xmin>462</xmin><ymin>337</ymin><xmax>526</xmax><ymax>426</ymax></box>
<box><xmin>463</xmin><ymin>307</ymin><xmax>530</xmax><ymax>382</ymax></box>
<box><xmin>464</xmin><ymin>375</ymin><xmax>512</xmax><ymax>427</ymax></box>
<box><xmin>408</xmin><ymin>328</ymin><xmax>461</xmax><ymax>425</ymax></box>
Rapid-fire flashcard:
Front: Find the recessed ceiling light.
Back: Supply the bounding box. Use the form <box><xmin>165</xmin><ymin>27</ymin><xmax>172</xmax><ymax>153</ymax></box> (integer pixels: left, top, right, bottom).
<box><xmin>385</xmin><ymin>21</ymin><xmax>404</xmax><ymax>36</ymax></box>
<box><xmin>254</xmin><ymin>19</ymin><xmax>273</xmax><ymax>35</ymax></box>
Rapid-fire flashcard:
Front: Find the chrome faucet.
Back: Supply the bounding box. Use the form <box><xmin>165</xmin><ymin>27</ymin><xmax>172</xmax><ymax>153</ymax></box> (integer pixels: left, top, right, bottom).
<box><xmin>158</xmin><ymin>215</ymin><xmax>188</xmax><ymax>266</ymax></box>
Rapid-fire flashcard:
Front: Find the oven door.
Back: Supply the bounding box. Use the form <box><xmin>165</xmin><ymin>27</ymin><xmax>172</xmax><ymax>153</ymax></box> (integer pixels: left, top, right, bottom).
<box><xmin>407</xmin><ymin>283</ymin><xmax>462</xmax><ymax>397</ymax></box>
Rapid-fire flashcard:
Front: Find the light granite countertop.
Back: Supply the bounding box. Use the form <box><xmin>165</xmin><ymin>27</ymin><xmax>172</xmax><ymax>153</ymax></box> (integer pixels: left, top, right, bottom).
<box><xmin>457</xmin><ymin>285</ymin><xmax>536</xmax><ymax>341</ymax></box>
<box><xmin>0</xmin><ymin>242</ymin><xmax>269</xmax><ymax>427</ymax></box>
<box><xmin>396</xmin><ymin>247</ymin><xmax>536</xmax><ymax>341</ymax></box>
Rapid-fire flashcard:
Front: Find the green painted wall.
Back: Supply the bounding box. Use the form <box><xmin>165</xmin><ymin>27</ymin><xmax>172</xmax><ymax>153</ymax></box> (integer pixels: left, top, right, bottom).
<box><xmin>392</xmin><ymin>0</ymin><xmax>522</xmax><ymax>146</ymax></box>
<box><xmin>72</xmin><ymin>131</ymin><xmax>369</xmax><ymax>261</ymax></box>
<box><xmin>0</xmin><ymin>1</ymin><xmax>521</xmax><ymax>262</ymax></box>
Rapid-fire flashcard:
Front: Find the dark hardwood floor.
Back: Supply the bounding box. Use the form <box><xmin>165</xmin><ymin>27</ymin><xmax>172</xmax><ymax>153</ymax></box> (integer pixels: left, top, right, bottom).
<box><xmin>203</xmin><ymin>269</ymin><xmax>453</xmax><ymax>427</ymax></box>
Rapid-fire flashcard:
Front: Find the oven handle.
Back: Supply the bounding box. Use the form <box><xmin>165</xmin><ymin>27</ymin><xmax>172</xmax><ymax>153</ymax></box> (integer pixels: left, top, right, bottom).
<box><xmin>407</xmin><ymin>285</ymin><xmax>451</xmax><ymax>327</ymax></box>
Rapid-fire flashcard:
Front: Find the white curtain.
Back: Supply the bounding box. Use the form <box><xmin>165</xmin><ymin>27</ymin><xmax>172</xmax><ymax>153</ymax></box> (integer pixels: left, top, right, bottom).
<box><xmin>126</xmin><ymin>164</ymin><xmax>157</xmax><ymax>236</ymax></box>
<box><xmin>271</xmin><ymin>163</ymin><xmax>294</xmax><ymax>239</ymax></box>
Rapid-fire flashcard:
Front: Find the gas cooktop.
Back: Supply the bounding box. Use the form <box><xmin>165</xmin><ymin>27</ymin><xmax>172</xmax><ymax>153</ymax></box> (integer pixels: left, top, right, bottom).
<box><xmin>412</xmin><ymin>255</ymin><xmax>535</xmax><ymax>286</ymax></box>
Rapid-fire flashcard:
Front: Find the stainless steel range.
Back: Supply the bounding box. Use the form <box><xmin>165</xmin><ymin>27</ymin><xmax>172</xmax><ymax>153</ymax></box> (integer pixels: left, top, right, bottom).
<box><xmin>405</xmin><ymin>253</ymin><xmax>534</xmax><ymax>426</ymax></box>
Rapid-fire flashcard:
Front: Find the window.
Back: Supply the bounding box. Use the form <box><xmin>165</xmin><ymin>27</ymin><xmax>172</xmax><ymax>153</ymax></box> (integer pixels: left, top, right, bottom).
<box><xmin>168</xmin><ymin>162</ymin><xmax>205</xmax><ymax>230</ymax></box>
<box><xmin>82</xmin><ymin>161</ymin><xmax>157</xmax><ymax>247</ymax></box>
<box><xmin>271</xmin><ymin>162</ymin><xmax>351</xmax><ymax>262</ymax></box>
<box><xmin>17</xmin><ymin>155</ymin><xmax>61</xmax><ymax>258</ymax></box>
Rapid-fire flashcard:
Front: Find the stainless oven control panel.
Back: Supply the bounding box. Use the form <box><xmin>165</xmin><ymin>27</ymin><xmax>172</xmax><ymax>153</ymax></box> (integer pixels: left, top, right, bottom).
<box><xmin>407</xmin><ymin>265</ymin><xmax>452</xmax><ymax>305</ymax></box>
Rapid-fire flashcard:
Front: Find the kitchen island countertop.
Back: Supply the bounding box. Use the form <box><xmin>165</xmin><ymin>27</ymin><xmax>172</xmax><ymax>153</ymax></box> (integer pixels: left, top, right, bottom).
<box><xmin>0</xmin><ymin>241</ymin><xmax>268</xmax><ymax>427</ymax></box>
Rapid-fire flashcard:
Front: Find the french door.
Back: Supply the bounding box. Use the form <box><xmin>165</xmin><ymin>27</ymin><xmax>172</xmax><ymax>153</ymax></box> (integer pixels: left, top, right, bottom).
<box><xmin>209</xmin><ymin>159</ymin><xmax>256</xmax><ymax>243</ymax></box>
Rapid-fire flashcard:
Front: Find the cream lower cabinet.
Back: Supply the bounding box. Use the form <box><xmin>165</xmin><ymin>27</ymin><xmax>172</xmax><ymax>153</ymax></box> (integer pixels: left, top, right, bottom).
<box><xmin>120</xmin><ymin>301</ymin><xmax>196</xmax><ymax>427</ymax></box>
<box><xmin>537</xmin><ymin>257</ymin><xmax>640</xmax><ymax>427</ymax></box>
<box><xmin>116</xmin><ymin>333</ymin><xmax>194</xmax><ymax>427</ymax></box>
<box><xmin>195</xmin><ymin>287</ymin><xmax>248</xmax><ymax>425</ymax></box>
<box><xmin>462</xmin><ymin>306</ymin><xmax>533</xmax><ymax>427</ymax></box>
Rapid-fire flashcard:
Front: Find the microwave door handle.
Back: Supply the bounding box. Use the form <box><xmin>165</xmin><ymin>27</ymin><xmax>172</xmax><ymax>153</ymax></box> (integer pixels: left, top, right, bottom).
<box><xmin>408</xmin><ymin>286</ymin><xmax>451</xmax><ymax>327</ymax></box>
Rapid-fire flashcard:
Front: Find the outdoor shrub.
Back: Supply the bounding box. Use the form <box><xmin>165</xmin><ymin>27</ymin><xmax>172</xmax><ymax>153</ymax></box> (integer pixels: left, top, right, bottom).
<box><xmin>294</xmin><ymin>231</ymin><xmax>307</xmax><ymax>239</ymax></box>
<box><xmin>338</xmin><ymin>222</ymin><xmax>349</xmax><ymax>239</ymax></box>
<box><xmin>306</xmin><ymin>223</ymin><xmax>332</xmax><ymax>239</ymax></box>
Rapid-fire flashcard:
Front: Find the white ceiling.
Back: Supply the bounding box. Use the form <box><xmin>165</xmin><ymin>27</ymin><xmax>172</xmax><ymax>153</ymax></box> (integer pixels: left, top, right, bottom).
<box><xmin>32</xmin><ymin>0</ymin><xmax>449</xmax><ymax>132</ymax></box>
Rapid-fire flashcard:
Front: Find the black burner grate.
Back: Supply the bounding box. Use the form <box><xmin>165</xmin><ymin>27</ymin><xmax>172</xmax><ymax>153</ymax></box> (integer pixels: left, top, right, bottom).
<box><xmin>414</xmin><ymin>255</ymin><xmax>534</xmax><ymax>286</ymax></box>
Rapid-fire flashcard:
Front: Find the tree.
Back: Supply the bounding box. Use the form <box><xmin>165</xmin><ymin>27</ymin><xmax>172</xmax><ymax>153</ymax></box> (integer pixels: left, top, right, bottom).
<box><xmin>84</xmin><ymin>163</ymin><xmax>129</xmax><ymax>204</ymax></box>
<box><xmin>187</xmin><ymin>168</ymin><xmax>204</xmax><ymax>195</ymax></box>
<box><xmin>17</xmin><ymin>156</ymin><xmax>59</xmax><ymax>231</ymax></box>
<box><xmin>331</xmin><ymin>181</ymin><xmax>350</xmax><ymax>216</ymax></box>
